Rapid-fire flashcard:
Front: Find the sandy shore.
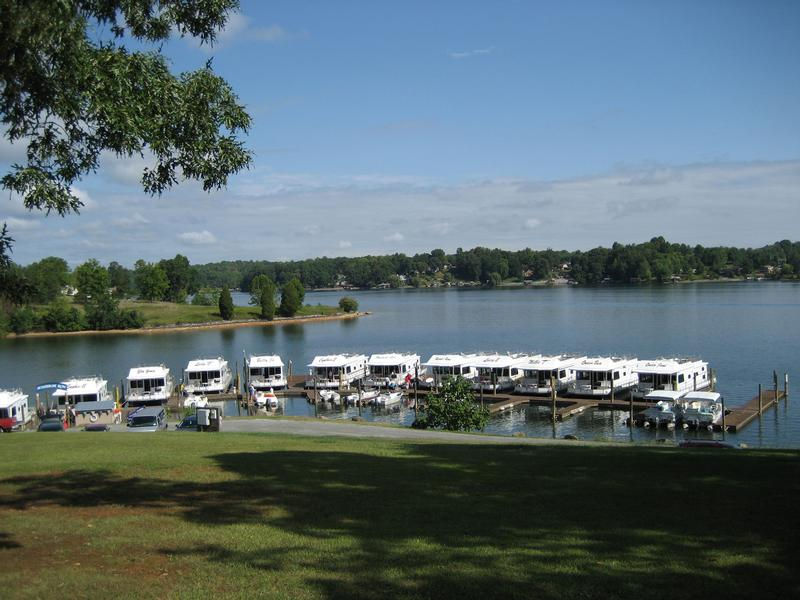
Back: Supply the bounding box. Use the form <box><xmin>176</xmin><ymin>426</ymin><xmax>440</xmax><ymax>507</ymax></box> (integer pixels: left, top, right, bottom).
<box><xmin>10</xmin><ymin>311</ymin><xmax>369</xmax><ymax>339</ymax></box>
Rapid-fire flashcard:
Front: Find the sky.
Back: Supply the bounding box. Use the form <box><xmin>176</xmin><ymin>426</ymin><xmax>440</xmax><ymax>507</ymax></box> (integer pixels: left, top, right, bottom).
<box><xmin>2</xmin><ymin>0</ymin><xmax>799</xmax><ymax>266</ymax></box>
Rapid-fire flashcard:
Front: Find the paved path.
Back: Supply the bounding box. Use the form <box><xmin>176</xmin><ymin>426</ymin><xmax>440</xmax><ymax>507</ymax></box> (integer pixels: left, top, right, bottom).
<box><xmin>218</xmin><ymin>417</ymin><xmax>610</xmax><ymax>446</ymax></box>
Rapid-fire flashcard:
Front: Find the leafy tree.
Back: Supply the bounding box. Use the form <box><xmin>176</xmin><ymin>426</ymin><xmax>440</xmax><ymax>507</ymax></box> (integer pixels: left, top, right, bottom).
<box><xmin>74</xmin><ymin>258</ymin><xmax>109</xmax><ymax>303</ymax></box>
<box><xmin>134</xmin><ymin>260</ymin><xmax>169</xmax><ymax>301</ymax></box>
<box><xmin>278</xmin><ymin>278</ymin><xmax>304</xmax><ymax>317</ymax></box>
<box><xmin>218</xmin><ymin>287</ymin><xmax>234</xmax><ymax>320</ymax></box>
<box><xmin>24</xmin><ymin>256</ymin><xmax>70</xmax><ymax>303</ymax></box>
<box><xmin>1</xmin><ymin>0</ymin><xmax>251</xmax><ymax>216</ymax></box>
<box><xmin>416</xmin><ymin>376</ymin><xmax>489</xmax><ymax>432</ymax></box>
<box><xmin>338</xmin><ymin>297</ymin><xmax>358</xmax><ymax>313</ymax></box>
<box><xmin>108</xmin><ymin>261</ymin><xmax>132</xmax><ymax>298</ymax></box>
<box><xmin>159</xmin><ymin>254</ymin><xmax>197</xmax><ymax>302</ymax></box>
<box><xmin>191</xmin><ymin>287</ymin><xmax>220</xmax><ymax>306</ymax></box>
<box><xmin>84</xmin><ymin>293</ymin><xmax>120</xmax><ymax>330</ymax></box>
<box><xmin>0</xmin><ymin>224</ymin><xmax>34</xmax><ymax>307</ymax></box>
<box><xmin>260</xmin><ymin>285</ymin><xmax>276</xmax><ymax>320</ymax></box>
<box><xmin>249</xmin><ymin>274</ymin><xmax>276</xmax><ymax>306</ymax></box>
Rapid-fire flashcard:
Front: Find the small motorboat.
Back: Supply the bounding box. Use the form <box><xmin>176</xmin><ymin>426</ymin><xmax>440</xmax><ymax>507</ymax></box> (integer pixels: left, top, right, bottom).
<box><xmin>681</xmin><ymin>391</ymin><xmax>723</xmax><ymax>429</ymax></box>
<box><xmin>375</xmin><ymin>391</ymin><xmax>403</xmax><ymax>407</ymax></box>
<box><xmin>639</xmin><ymin>400</ymin><xmax>678</xmax><ymax>429</ymax></box>
<box><xmin>183</xmin><ymin>395</ymin><xmax>208</xmax><ymax>409</ymax></box>
<box><xmin>318</xmin><ymin>389</ymin><xmax>340</xmax><ymax>404</ymax></box>
<box><xmin>254</xmin><ymin>389</ymin><xmax>279</xmax><ymax>409</ymax></box>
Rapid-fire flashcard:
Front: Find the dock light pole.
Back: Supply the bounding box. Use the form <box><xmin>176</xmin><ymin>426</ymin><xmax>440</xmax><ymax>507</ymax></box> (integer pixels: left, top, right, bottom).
<box><xmin>414</xmin><ymin>366</ymin><xmax>419</xmax><ymax>420</ymax></box>
<box><xmin>314</xmin><ymin>376</ymin><xmax>318</xmax><ymax>418</ymax></box>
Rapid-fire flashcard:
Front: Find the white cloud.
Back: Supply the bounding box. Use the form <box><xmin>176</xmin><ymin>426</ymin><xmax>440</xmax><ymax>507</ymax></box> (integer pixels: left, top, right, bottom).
<box><xmin>113</xmin><ymin>212</ymin><xmax>150</xmax><ymax>227</ymax></box>
<box><xmin>205</xmin><ymin>14</ymin><xmax>304</xmax><ymax>51</ymax></box>
<box><xmin>303</xmin><ymin>224</ymin><xmax>320</xmax><ymax>235</ymax></box>
<box><xmin>524</xmin><ymin>218</ymin><xmax>541</xmax><ymax>229</ymax></box>
<box><xmin>338</xmin><ymin>240</ymin><xmax>352</xmax><ymax>249</ymax></box>
<box><xmin>2</xmin><ymin>217</ymin><xmax>41</xmax><ymax>231</ymax></box>
<box><xmin>70</xmin><ymin>187</ymin><xmax>95</xmax><ymax>210</ymax></box>
<box><xmin>449</xmin><ymin>46</ymin><xmax>494</xmax><ymax>59</ymax></box>
<box><xmin>178</xmin><ymin>230</ymin><xmax>217</xmax><ymax>245</ymax></box>
<box><xmin>428</xmin><ymin>222</ymin><xmax>451</xmax><ymax>235</ymax></box>
<box><xmin>384</xmin><ymin>232</ymin><xmax>405</xmax><ymax>242</ymax></box>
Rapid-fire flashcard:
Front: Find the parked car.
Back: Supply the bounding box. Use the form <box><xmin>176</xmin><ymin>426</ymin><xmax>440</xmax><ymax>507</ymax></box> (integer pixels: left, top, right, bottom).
<box><xmin>176</xmin><ymin>414</ymin><xmax>198</xmax><ymax>431</ymax></box>
<box><xmin>38</xmin><ymin>418</ymin><xmax>64</xmax><ymax>432</ymax></box>
<box><xmin>84</xmin><ymin>423</ymin><xmax>110</xmax><ymax>432</ymax></box>
<box><xmin>126</xmin><ymin>407</ymin><xmax>168</xmax><ymax>431</ymax></box>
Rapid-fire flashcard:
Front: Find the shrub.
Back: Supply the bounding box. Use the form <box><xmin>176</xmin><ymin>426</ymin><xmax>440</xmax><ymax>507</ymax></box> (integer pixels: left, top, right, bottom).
<box><xmin>191</xmin><ymin>288</ymin><xmax>219</xmax><ymax>306</ymax></box>
<box><xmin>218</xmin><ymin>287</ymin><xmax>234</xmax><ymax>320</ymax></box>
<box><xmin>338</xmin><ymin>297</ymin><xmax>358</xmax><ymax>313</ymax></box>
<box><xmin>279</xmin><ymin>278</ymin><xmax>304</xmax><ymax>317</ymax></box>
<box><xmin>41</xmin><ymin>298</ymin><xmax>85</xmax><ymax>332</ymax></box>
<box><xmin>416</xmin><ymin>376</ymin><xmax>489</xmax><ymax>432</ymax></box>
<box><xmin>9</xmin><ymin>306</ymin><xmax>38</xmax><ymax>334</ymax></box>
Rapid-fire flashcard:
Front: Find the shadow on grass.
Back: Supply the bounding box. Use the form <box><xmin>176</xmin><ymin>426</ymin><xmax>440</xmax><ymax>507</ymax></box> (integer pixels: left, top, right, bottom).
<box><xmin>1</xmin><ymin>444</ymin><xmax>799</xmax><ymax>599</ymax></box>
<box><xmin>0</xmin><ymin>532</ymin><xmax>20</xmax><ymax>549</ymax></box>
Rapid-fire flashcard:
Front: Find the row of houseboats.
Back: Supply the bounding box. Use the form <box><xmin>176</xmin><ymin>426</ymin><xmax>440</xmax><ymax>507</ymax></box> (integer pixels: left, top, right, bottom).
<box><xmin>1</xmin><ymin>352</ymin><xmax>721</xmax><ymax>431</ymax></box>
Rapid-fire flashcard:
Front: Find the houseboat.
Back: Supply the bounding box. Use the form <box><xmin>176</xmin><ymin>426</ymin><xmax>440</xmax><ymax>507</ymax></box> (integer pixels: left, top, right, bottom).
<box><xmin>633</xmin><ymin>358</ymin><xmax>711</xmax><ymax>400</ymax></box>
<box><xmin>569</xmin><ymin>357</ymin><xmax>638</xmax><ymax>398</ymax></box>
<box><xmin>306</xmin><ymin>354</ymin><xmax>368</xmax><ymax>389</ymax></box>
<box><xmin>421</xmin><ymin>354</ymin><xmax>478</xmax><ymax>388</ymax></box>
<box><xmin>468</xmin><ymin>353</ymin><xmax>529</xmax><ymax>393</ymax></box>
<box><xmin>183</xmin><ymin>358</ymin><xmax>233</xmax><ymax>395</ymax></box>
<box><xmin>52</xmin><ymin>377</ymin><xmax>111</xmax><ymax>408</ymax></box>
<box><xmin>681</xmin><ymin>391</ymin><xmax>724</xmax><ymax>429</ymax></box>
<box><xmin>636</xmin><ymin>390</ymin><xmax>686</xmax><ymax>428</ymax></box>
<box><xmin>514</xmin><ymin>354</ymin><xmax>584</xmax><ymax>395</ymax></box>
<box><xmin>366</xmin><ymin>352</ymin><xmax>421</xmax><ymax>388</ymax></box>
<box><xmin>126</xmin><ymin>365</ymin><xmax>173</xmax><ymax>406</ymax></box>
<box><xmin>0</xmin><ymin>389</ymin><xmax>31</xmax><ymax>432</ymax></box>
<box><xmin>246</xmin><ymin>354</ymin><xmax>287</xmax><ymax>390</ymax></box>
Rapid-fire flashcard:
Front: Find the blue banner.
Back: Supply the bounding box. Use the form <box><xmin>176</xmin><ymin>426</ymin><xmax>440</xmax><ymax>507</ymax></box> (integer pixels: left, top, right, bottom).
<box><xmin>35</xmin><ymin>382</ymin><xmax>68</xmax><ymax>392</ymax></box>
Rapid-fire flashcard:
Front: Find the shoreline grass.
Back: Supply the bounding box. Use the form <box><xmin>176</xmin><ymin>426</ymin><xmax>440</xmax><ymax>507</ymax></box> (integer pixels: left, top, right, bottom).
<box><xmin>0</xmin><ymin>433</ymin><xmax>797</xmax><ymax>599</ymax></box>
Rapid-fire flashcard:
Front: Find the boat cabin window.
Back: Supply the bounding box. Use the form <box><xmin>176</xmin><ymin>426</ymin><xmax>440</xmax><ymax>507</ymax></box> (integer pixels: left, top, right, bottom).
<box><xmin>0</xmin><ymin>408</ymin><xmax>8</xmax><ymax>419</ymax></box>
<box><xmin>613</xmin><ymin>371</ymin><xmax>620</xmax><ymax>380</ymax></box>
<box><xmin>559</xmin><ymin>370</ymin><xmax>566</xmax><ymax>378</ymax></box>
<box><xmin>130</xmin><ymin>378</ymin><xmax>165</xmax><ymax>391</ymax></box>
<box><xmin>678</xmin><ymin>374</ymin><xmax>685</xmax><ymax>383</ymax></box>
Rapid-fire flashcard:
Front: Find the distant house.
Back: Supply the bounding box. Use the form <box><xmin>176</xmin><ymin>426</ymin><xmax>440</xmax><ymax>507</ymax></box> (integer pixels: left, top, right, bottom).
<box><xmin>61</xmin><ymin>285</ymin><xmax>77</xmax><ymax>297</ymax></box>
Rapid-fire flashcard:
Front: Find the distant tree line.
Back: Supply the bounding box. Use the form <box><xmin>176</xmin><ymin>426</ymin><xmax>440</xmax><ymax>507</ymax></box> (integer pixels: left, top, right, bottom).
<box><xmin>191</xmin><ymin>238</ymin><xmax>800</xmax><ymax>291</ymax></box>
<box><xmin>1</xmin><ymin>236</ymin><xmax>797</xmax><ymax>335</ymax></box>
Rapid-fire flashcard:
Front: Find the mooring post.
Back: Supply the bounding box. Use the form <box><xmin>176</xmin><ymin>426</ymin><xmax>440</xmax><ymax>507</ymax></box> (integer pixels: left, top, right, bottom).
<box><xmin>413</xmin><ymin>366</ymin><xmax>418</xmax><ymax>420</ymax></box>
<box><xmin>758</xmin><ymin>383</ymin><xmax>763</xmax><ymax>414</ymax></box>
<box><xmin>629</xmin><ymin>391</ymin><xmax>634</xmax><ymax>430</ymax></box>
<box><xmin>551</xmin><ymin>376</ymin><xmax>557</xmax><ymax>424</ymax></box>
<box><xmin>785</xmin><ymin>373</ymin><xmax>789</xmax><ymax>400</ymax></box>
<box><xmin>492</xmin><ymin>372</ymin><xmax>497</xmax><ymax>396</ymax></box>
<box><xmin>358</xmin><ymin>378</ymin><xmax>362</xmax><ymax>417</ymax></box>
<box><xmin>610</xmin><ymin>379</ymin><xmax>615</xmax><ymax>405</ymax></box>
<box><xmin>721</xmin><ymin>396</ymin><xmax>726</xmax><ymax>438</ymax></box>
<box><xmin>480</xmin><ymin>381</ymin><xmax>484</xmax><ymax>408</ymax></box>
<box><xmin>773</xmin><ymin>370</ymin><xmax>779</xmax><ymax>405</ymax></box>
<box><xmin>314</xmin><ymin>377</ymin><xmax>318</xmax><ymax>418</ymax></box>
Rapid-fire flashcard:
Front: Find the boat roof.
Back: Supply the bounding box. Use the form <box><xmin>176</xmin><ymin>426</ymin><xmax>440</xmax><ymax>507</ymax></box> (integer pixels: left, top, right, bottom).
<box><xmin>635</xmin><ymin>358</ymin><xmax>707</xmax><ymax>374</ymax></box>
<box><xmin>308</xmin><ymin>354</ymin><xmax>367</xmax><ymax>367</ymax></box>
<box><xmin>422</xmin><ymin>353</ymin><xmax>477</xmax><ymax>367</ymax></box>
<box><xmin>368</xmin><ymin>353</ymin><xmax>419</xmax><ymax>366</ymax></box>
<box><xmin>74</xmin><ymin>400</ymin><xmax>117</xmax><ymax>413</ymax></box>
<box><xmin>683</xmin><ymin>391</ymin><xmax>722</xmax><ymax>401</ymax></box>
<box><xmin>133</xmin><ymin>406</ymin><xmax>166</xmax><ymax>417</ymax></box>
<box><xmin>247</xmin><ymin>355</ymin><xmax>284</xmax><ymax>368</ymax></box>
<box><xmin>128</xmin><ymin>365</ymin><xmax>170</xmax><ymax>379</ymax></box>
<box><xmin>185</xmin><ymin>357</ymin><xmax>228</xmax><ymax>371</ymax></box>
<box><xmin>644</xmin><ymin>390</ymin><xmax>685</xmax><ymax>402</ymax></box>
<box><xmin>0</xmin><ymin>389</ymin><xmax>27</xmax><ymax>409</ymax></box>
<box><xmin>518</xmin><ymin>354</ymin><xmax>584</xmax><ymax>370</ymax></box>
<box><xmin>575</xmin><ymin>357</ymin><xmax>637</xmax><ymax>370</ymax></box>
<box><xmin>467</xmin><ymin>353</ymin><xmax>530</xmax><ymax>368</ymax></box>
<box><xmin>52</xmin><ymin>377</ymin><xmax>107</xmax><ymax>397</ymax></box>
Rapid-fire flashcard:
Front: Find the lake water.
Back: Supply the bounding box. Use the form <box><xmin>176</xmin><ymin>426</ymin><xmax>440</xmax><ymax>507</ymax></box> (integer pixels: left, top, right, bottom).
<box><xmin>2</xmin><ymin>283</ymin><xmax>798</xmax><ymax>447</ymax></box>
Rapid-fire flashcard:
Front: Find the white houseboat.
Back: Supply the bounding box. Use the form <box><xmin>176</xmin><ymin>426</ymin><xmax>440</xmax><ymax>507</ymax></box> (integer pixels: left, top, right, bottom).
<box><xmin>126</xmin><ymin>365</ymin><xmax>173</xmax><ymax>406</ymax></box>
<box><xmin>633</xmin><ymin>358</ymin><xmax>711</xmax><ymax>400</ymax></box>
<box><xmin>468</xmin><ymin>353</ymin><xmax>529</xmax><ymax>393</ymax></box>
<box><xmin>183</xmin><ymin>358</ymin><xmax>233</xmax><ymax>395</ymax></box>
<box><xmin>514</xmin><ymin>354</ymin><xmax>585</xmax><ymax>395</ymax></box>
<box><xmin>366</xmin><ymin>352</ymin><xmax>421</xmax><ymax>388</ymax></box>
<box><xmin>421</xmin><ymin>354</ymin><xmax>478</xmax><ymax>388</ymax></box>
<box><xmin>52</xmin><ymin>377</ymin><xmax>111</xmax><ymax>408</ymax></box>
<box><xmin>0</xmin><ymin>389</ymin><xmax>31</xmax><ymax>432</ymax></box>
<box><xmin>306</xmin><ymin>354</ymin><xmax>368</xmax><ymax>389</ymax></box>
<box><xmin>246</xmin><ymin>355</ymin><xmax>287</xmax><ymax>390</ymax></box>
<box><xmin>569</xmin><ymin>357</ymin><xmax>638</xmax><ymax>398</ymax></box>
<box><xmin>681</xmin><ymin>391</ymin><xmax>724</xmax><ymax>429</ymax></box>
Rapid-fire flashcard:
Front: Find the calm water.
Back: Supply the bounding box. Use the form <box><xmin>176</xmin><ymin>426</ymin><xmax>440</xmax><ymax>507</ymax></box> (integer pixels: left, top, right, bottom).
<box><xmin>2</xmin><ymin>283</ymin><xmax>798</xmax><ymax>447</ymax></box>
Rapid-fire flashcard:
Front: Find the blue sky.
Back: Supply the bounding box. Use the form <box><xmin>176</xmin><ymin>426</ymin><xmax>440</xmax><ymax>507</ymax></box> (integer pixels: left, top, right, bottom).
<box><xmin>2</xmin><ymin>0</ymin><xmax>799</xmax><ymax>265</ymax></box>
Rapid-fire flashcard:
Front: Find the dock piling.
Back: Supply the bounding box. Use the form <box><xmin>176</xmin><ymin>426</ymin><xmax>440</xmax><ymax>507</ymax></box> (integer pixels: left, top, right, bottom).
<box><xmin>774</xmin><ymin>371</ymin><xmax>779</xmax><ymax>406</ymax></box>
<box><xmin>758</xmin><ymin>384</ymin><xmax>763</xmax><ymax>415</ymax></box>
<box><xmin>785</xmin><ymin>373</ymin><xmax>789</xmax><ymax>400</ymax></box>
<box><xmin>550</xmin><ymin>376</ymin><xmax>557</xmax><ymax>424</ymax></box>
<box><xmin>721</xmin><ymin>396</ymin><xmax>726</xmax><ymax>438</ymax></box>
<box><xmin>413</xmin><ymin>366</ymin><xmax>418</xmax><ymax>420</ymax></box>
<box><xmin>314</xmin><ymin>377</ymin><xmax>318</xmax><ymax>418</ymax></box>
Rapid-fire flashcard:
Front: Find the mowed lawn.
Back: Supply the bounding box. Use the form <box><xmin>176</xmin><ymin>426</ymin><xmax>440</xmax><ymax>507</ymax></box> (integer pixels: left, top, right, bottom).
<box><xmin>0</xmin><ymin>433</ymin><xmax>798</xmax><ymax>600</ymax></box>
<box><xmin>119</xmin><ymin>301</ymin><xmax>340</xmax><ymax>326</ymax></box>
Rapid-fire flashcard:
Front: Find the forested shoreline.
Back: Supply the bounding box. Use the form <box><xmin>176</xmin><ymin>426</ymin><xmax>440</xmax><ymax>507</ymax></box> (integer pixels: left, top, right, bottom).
<box><xmin>1</xmin><ymin>236</ymin><xmax>797</xmax><ymax>336</ymax></box>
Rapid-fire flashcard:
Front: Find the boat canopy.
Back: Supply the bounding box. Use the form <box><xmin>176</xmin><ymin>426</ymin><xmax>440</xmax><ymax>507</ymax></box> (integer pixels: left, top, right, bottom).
<box><xmin>128</xmin><ymin>365</ymin><xmax>169</xmax><ymax>380</ymax></box>
<box><xmin>467</xmin><ymin>353</ymin><xmax>530</xmax><ymax>369</ymax></box>
<box><xmin>635</xmin><ymin>358</ymin><xmax>707</xmax><ymax>375</ymax></box>
<box><xmin>247</xmin><ymin>355</ymin><xmax>284</xmax><ymax>368</ymax></box>
<box><xmin>683</xmin><ymin>391</ymin><xmax>722</xmax><ymax>402</ymax></box>
<box><xmin>52</xmin><ymin>377</ymin><xmax>107</xmax><ymax>398</ymax></box>
<box><xmin>308</xmin><ymin>354</ymin><xmax>366</xmax><ymax>368</ymax></box>
<box><xmin>517</xmin><ymin>354</ymin><xmax>582</xmax><ymax>371</ymax></box>
<box><xmin>644</xmin><ymin>390</ymin><xmax>685</xmax><ymax>402</ymax></box>
<box><xmin>186</xmin><ymin>358</ymin><xmax>228</xmax><ymax>372</ymax></box>
<box><xmin>368</xmin><ymin>353</ymin><xmax>419</xmax><ymax>366</ymax></box>
<box><xmin>423</xmin><ymin>354</ymin><xmax>477</xmax><ymax>367</ymax></box>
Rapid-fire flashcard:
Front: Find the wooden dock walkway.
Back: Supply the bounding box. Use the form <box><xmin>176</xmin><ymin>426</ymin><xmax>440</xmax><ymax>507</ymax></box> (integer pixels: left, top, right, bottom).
<box><xmin>721</xmin><ymin>389</ymin><xmax>786</xmax><ymax>432</ymax></box>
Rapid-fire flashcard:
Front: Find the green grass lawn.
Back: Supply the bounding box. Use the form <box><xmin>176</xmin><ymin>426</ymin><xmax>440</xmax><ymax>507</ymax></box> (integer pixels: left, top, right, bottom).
<box><xmin>0</xmin><ymin>433</ymin><xmax>797</xmax><ymax>599</ymax></box>
<box><xmin>119</xmin><ymin>301</ymin><xmax>340</xmax><ymax>327</ymax></box>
